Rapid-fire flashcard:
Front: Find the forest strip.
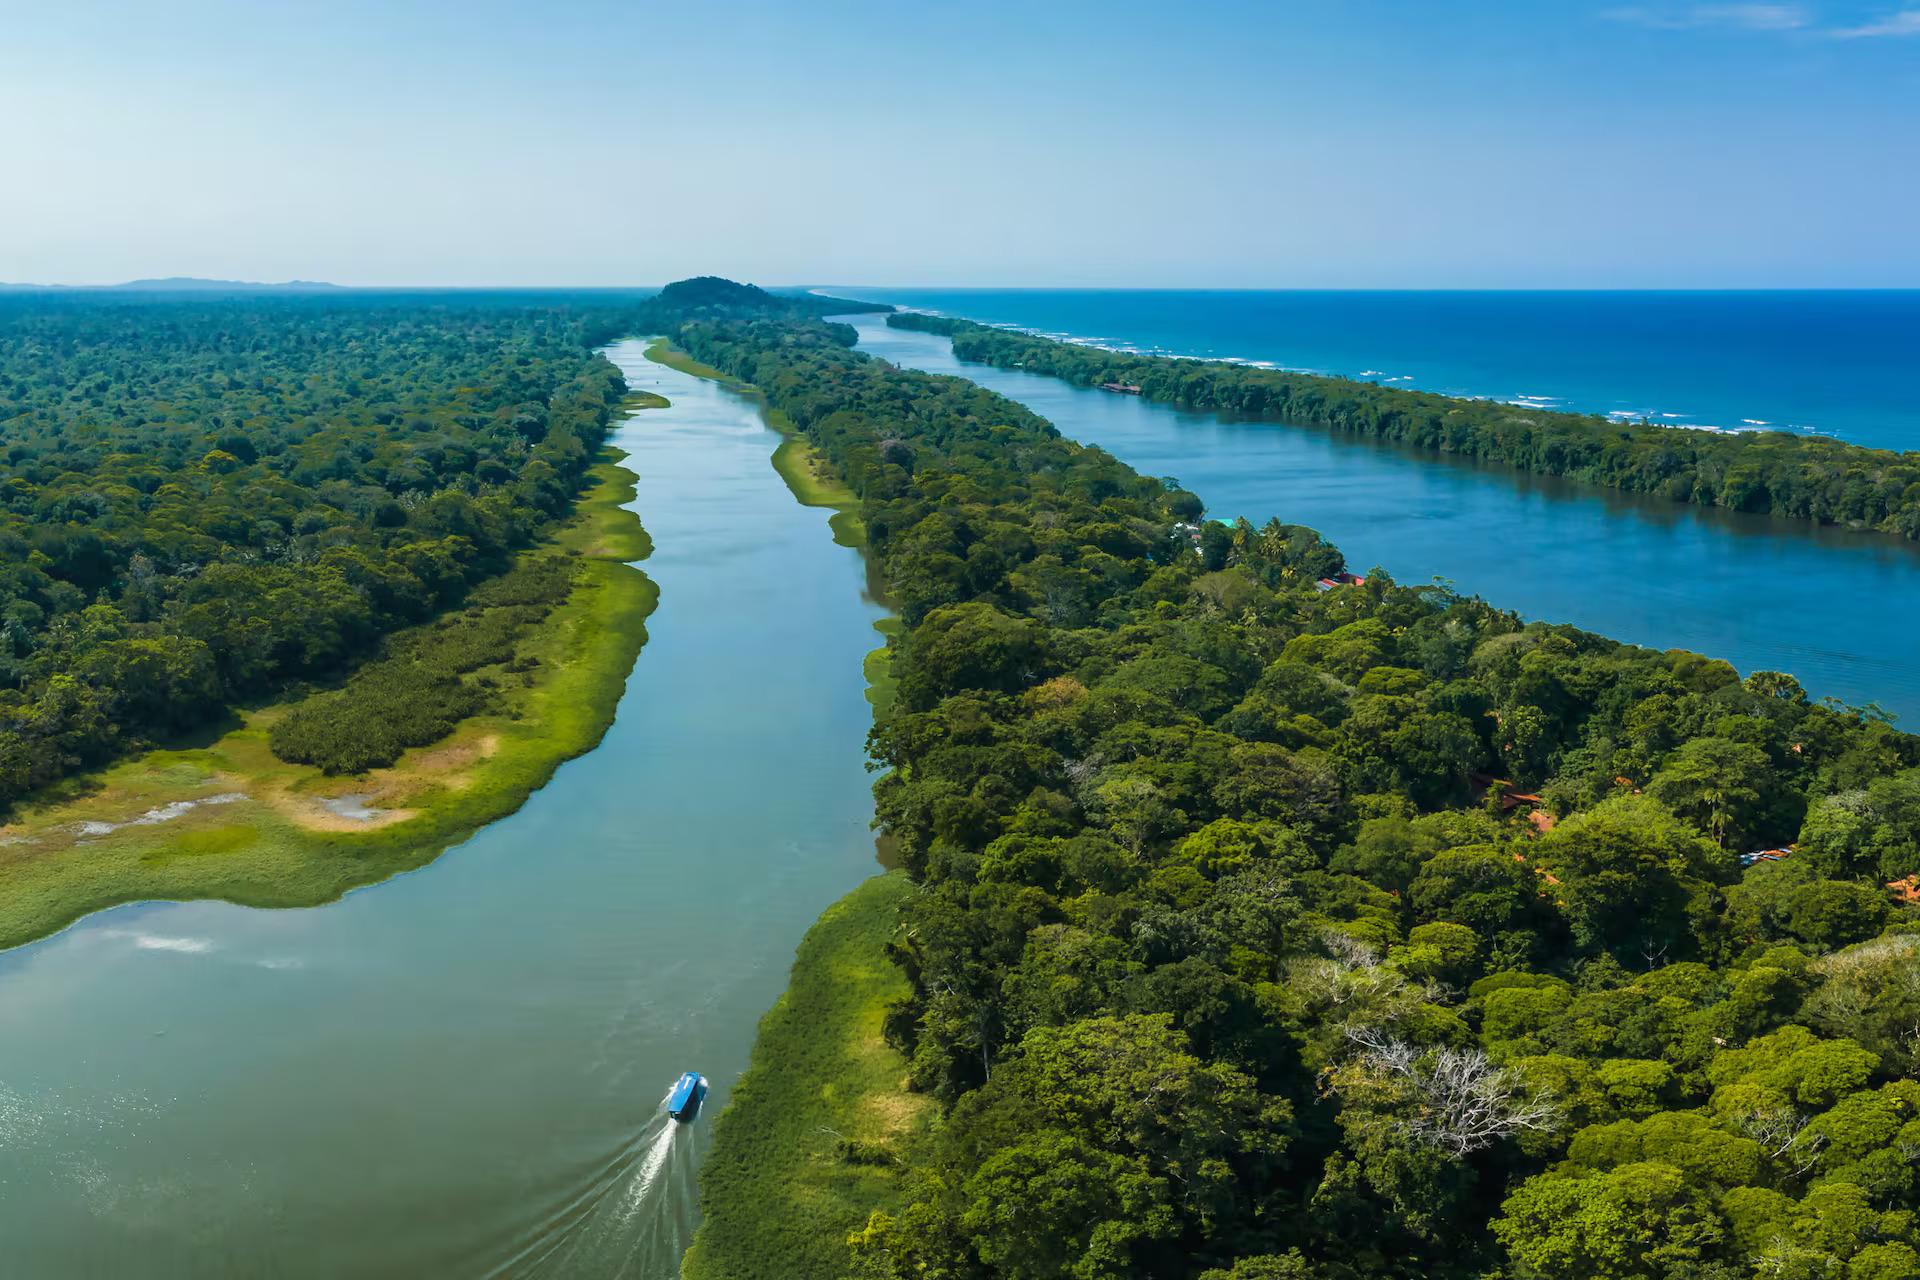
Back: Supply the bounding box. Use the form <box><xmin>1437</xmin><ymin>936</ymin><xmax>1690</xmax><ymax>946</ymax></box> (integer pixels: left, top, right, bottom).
<box><xmin>890</xmin><ymin>311</ymin><xmax>1920</xmax><ymax>542</ymax></box>
<box><xmin>0</xmin><ymin>448</ymin><xmax>656</xmax><ymax>950</ymax></box>
<box><xmin>657</xmin><ymin>289</ymin><xmax>1920</xmax><ymax>1280</ymax></box>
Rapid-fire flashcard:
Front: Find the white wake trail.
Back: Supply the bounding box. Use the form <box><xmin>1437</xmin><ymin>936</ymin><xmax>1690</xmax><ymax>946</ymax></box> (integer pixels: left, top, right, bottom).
<box><xmin>618</xmin><ymin>1121</ymin><xmax>679</xmax><ymax>1225</ymax></box>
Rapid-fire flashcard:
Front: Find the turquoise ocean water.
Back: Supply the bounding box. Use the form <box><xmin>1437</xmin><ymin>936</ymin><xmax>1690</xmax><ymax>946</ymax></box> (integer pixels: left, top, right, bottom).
<box><xmin>825</xmin><ymin>289</ymin><xmax>1920</xmax><ymax>451</ymax></box>
<box><xmin>845</xmin><ymin>311</ymin><xmax>1920</xmax><ymax>724</ymax></box>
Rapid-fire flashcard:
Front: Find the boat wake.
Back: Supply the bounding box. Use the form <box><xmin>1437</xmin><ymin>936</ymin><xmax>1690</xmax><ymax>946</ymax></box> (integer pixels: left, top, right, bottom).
<box><xmin>616</xmin><ymin>1108</ymin><xmax>682</xmax><ymax>1226</ymax></box>
<box><xmin>487</xmin><ymin>1086</ymin><xmax>708</xmax><ymax>1280</ymax></box>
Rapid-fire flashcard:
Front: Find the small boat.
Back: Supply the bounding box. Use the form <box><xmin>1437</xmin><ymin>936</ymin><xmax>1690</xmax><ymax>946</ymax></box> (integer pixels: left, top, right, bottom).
<box><xmin>667</xmin><ymin>1072</ymin><xmax>708</xmax><ymax>1124</ymax></box>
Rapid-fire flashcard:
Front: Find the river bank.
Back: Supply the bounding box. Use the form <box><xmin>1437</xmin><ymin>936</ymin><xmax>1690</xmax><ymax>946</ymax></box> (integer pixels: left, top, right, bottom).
<box><xmin>680</xmin><ymin>871</ymin><xmax>930</xmax><ymax>1280</ymax></box>
<box><xmin>0</xmin><ymin>447</ymin><xmax>658</xmax><ymax>953</ymax></box>
<box><xmin>852</xmin><ymin>314</ymin><xmax>1920</xmax><ymax>722</ymax></box>
<box><xmin>653</xmin><ymin>338</ymin><xmax>924</xmax><ymax>1278</ymax></box>
<box><xmin>647</xmin><ymin>335</ymin><xmax>899</xmax><ymax>713</ymax></box>
<box><xmin>0</xmin><ymin>337</ymin><xmax>892</xmax><ymax>1277</ymax></box>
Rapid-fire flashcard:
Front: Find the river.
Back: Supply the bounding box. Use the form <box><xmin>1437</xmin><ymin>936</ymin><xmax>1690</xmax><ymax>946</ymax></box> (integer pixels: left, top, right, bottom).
<box><xmin>0</xmin><ymin>342</ymin><xmax>888</xmax><ymax>1278</ymax></box>
<box><xmin>849</xmin><ymin>315</ymin><xmax>1920</xmax><ymax>723</ymax></box>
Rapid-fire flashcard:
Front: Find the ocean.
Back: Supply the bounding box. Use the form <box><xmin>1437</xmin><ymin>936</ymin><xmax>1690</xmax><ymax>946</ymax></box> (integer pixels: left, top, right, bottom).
<box><xmin>847</xmin><ymin>311</ymin><xmax>1920</xmax><ymax>722</ymax></box>
<box><xmin>823</xmin><ymin>289</ymin><xmax>1920</xmax><ymax>452</ymax></box>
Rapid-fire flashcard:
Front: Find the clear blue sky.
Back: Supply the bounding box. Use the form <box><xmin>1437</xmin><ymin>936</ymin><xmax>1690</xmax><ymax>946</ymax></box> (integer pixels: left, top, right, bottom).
<box><xmin>3</xmin><ymin>0</ymin><xmax>1914</xmax><ymax>287</ymax></box>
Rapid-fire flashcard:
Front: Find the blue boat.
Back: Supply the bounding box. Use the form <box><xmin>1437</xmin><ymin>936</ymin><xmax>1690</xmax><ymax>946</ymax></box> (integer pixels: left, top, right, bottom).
<box><xmin>667</xmin><ymin>1072</ymin><xmax>707</xmax><ymax>1123</ymax></box>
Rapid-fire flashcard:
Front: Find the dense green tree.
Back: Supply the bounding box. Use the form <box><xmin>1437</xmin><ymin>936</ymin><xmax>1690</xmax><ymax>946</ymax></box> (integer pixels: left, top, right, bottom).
<box><xmin>1798</xmin><ymin>771</ymin><xmax>1920</xmax><ymax>880</ymax></box>
<box><xmin>1534</xmin><ymin>796</ymin><xmax>1729</xmax><ymax>961</ymax></box>
<box><xmin>661</xmin><ymin>291</ymin><xmax>1920</xmax><ymax>1280</ymax></box>
<box><xmin>1648</xmin><ymin>736</ymin><xmax>1778</xmax><ymax>849</ymax></box>
<box><xmin>1492</xmin><ymin>1162</ymin><xmax>1725</xmax><ymax>1280</ymax></box>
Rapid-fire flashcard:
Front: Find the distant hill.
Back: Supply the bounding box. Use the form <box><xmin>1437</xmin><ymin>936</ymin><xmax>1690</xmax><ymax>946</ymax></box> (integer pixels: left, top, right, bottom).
<box><xmin>655</xmin><ymin>275</ymin><xmax>891</xmax><ymax>316</ymax></box>
<box><xmin>0</xmin><ymin>277</ymin><xmax>341</xmax><ymax>292</ymax></box>
<box><xmin>657</xmin><ymin>276</ymin><xmax>780</xmax><ymax>309</ymax></box>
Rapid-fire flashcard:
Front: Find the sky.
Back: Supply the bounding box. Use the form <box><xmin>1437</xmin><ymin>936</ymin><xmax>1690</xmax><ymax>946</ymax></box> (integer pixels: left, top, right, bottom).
<box><xmin>0</xmin><ymin>0</ymin><xmax>1915</xmax><ymax>288</ymax></box>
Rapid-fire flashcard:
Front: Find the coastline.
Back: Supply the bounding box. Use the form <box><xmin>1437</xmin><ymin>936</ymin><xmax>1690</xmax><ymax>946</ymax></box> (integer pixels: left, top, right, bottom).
<box><xmin>844</xmin><ymin>288</ymin><xmax>1920</xmax><ymax>449</ymax></box>
<box><xmin>0</xmin><ymin>441</ymin><xmax>660</xmax><ymax>954</ymax></box>
<box><xmin>889</xmin><ymin>311</ymin><xmax>1920</xmax><ymax>544</ymax></box>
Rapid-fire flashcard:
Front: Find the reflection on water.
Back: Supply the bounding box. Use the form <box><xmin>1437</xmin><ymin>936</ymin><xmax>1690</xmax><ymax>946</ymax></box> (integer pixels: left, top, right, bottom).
<box><xmin>852</xmin><ymin>317</ymin><xmax>1920</xmax><ymax>722</ymax></box>
<box><xmin>0</xmin><ymin>342</ymin><xmax>888</xmax><ymax>1277</ymax></box>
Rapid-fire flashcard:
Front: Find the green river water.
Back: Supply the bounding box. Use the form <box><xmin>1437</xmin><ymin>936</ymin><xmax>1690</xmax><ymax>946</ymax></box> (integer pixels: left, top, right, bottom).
<box><xmin>0</xmin><ymin>342</ymin><xmax>890</xmax><ymax>1278</ymax></box>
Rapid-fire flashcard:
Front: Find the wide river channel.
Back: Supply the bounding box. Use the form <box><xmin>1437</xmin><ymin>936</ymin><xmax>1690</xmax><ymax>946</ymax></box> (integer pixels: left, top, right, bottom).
<box><xmin>851</xmin><ymin>316</ymin><xmax>1920</xmax><ymax>723</ymax></box>
<box><xmin>0</xmin><ymin>342</ymin><xmax>889</xmax><ymax>1278</ymax></box>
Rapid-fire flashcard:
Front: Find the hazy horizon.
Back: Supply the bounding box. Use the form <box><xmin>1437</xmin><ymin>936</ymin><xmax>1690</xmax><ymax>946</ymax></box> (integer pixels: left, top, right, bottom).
<box><xmin>6</xmin><ymin>0</ymin><xmax>1915</xmax><ymax>289</ymax></box>
<box><xmin>9</xmin><ymin>280</ymin><xmax>1920</xmax><ymax>295</ymax></box>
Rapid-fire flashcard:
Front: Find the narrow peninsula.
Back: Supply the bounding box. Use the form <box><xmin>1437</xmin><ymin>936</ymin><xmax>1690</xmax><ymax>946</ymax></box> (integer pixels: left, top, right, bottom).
<box><xmin>672</xmin><ymin>285</ymin><xmax>1920</xmax><ymax>1280</ymax></box>
<box><xmin>891</xmin><ymin>312</ymin><xmax>1920</xmax><ymax>540</ymax></box>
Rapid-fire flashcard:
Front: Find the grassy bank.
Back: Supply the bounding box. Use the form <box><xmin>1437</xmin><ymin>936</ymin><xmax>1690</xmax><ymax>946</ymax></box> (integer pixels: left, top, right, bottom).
<box><xmin>650</xmin><ymin>340</ymin><xmax>925</xmax><ymax>1279</ymax></box>
<box><xmin>0</xmin><ymin>447</ymin><xmax>657</xmax><ymax>952</ymax></box>
<box><xmin>771</xmin><ymin>420</ymin><xmax>867</xmax><ymax>549</ymax></box>
<box><xmin>644</xmin><ymin>337</ymin><xmax>731</xmax><ymax>384</ymax></box>
<box><xmin>680</xmin><ymin>871</ymin><xmax>931</xmax><ymax>1280</ymax></box>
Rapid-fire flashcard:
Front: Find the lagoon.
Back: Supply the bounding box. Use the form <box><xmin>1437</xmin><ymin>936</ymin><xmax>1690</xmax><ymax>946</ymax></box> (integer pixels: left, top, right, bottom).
<box><xmin>850</xmin><ymin>315</ymin><xmax>1920</xmax><ymax>723</ymax></box>
<box><xmin>0</xmin><ymin>343</ymin><xmax>887</xmax><ymax>1278</ymax></box>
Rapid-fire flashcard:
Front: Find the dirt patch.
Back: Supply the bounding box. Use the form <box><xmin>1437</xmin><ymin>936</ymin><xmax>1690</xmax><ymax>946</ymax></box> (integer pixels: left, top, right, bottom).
<box><xmin>372</xmin><ymin>732</ymin><xmax>501</xmax><ymax>798</ymax></box>
<box><xmin>247</xmin><ymin>779</ymin><xmax>417</xmax><ymax>833</ymax></box>
<box><xmin>281</xmin><ymin>794</ymin><xmax>418</xmax><ymax>833</ymax></box>
<box><xmin>399</xmin><ymin>734</ymin><xmax>499</xmax><ymax>776</ymax></box>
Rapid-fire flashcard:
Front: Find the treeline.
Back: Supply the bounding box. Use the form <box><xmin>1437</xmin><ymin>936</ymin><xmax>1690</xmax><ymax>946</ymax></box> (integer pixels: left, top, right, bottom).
<box><xmin>891</xmin><ymin>312</ymin><xmax>1920</xmax><ymax>540</ymax></box>
<box><xmin>267</xmin><ymin>553</ymin><xmax>576</xmax><ymax>774</ymax></box>
<box><xmin>672</xmin><ymin>296</ymin><xmax>1920</xmax><ymax>1279</ymax></box>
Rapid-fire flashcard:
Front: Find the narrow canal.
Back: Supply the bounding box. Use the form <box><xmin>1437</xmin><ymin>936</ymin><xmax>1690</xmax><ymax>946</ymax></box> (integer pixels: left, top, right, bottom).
<box><xmin>851</xmin><ymin>316</ymin><xmax>1920</xmax><ymax>723</ymax></box>
<box><xmin>0</xmin><ymin>343</ymin><xmax>889</xmax><ymax>1278</ymax></box>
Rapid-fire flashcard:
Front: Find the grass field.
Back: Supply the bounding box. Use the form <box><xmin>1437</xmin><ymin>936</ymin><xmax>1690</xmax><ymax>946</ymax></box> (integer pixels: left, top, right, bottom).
<box><xmin>679</xmin><ymin>871</ymin><xmax>931</xmax><ymax>1280</ymax></box>
<box><xmin>0</xmin><ymin>444</ymin><xmax>658</xmax><ymax>952</ymax></box>
<box><xmin>642</xmin><ymin>338</ymin><xmax>730</xmax><ymax>383</ymax></box>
